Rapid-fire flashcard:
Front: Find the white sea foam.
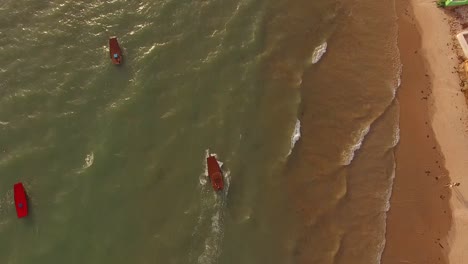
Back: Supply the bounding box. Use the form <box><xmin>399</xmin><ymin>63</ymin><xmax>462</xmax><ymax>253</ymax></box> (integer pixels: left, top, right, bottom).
<box><xmin>199</xmin><ymin>175</ymin><xmax>208</xmax><ymax>186</ymax></box>
<box><xmin>391</xmin><ymin>63</ymin><xmax>402</xmax><ymax>98</ymax></box>
<box><xmin>288</xmin><ymin>119</ymin><xmax>301</xmax><ymax>156</ymax></box>
<box><xmin>83</xmin><ymin>152</ymin><xmax>94</xmax><ymax>169</ymax></box>
<box><xmin>199</xmin><ymin>149</ymin><xmax>210</xmax><ymax>185</ymax></box>
<box><xmin>377</xmin><ymin>162</ymin><xmax>396</xmax><ymax>264</ymax></box>
<box><xmin>197</xmin><ymin>168</ymin><xmax>230</xmax><ymax>264</ymax></box>
<box><xmin>221</xmin><ymin>170</ymin><xmax>230</xmax><ymax>196</ymax></box>
<box><xmin>0</xmin><ymin>121</ymin><xmax>9</xmax><ymax>125</ymax></box>
<box><xmin>57</xmin><ymin>111</ymin><xmax>75</xmax><ymax>118</ymax></box>
<box><xmin>75</xmin><ymin>152</ymin><xmax>94</xmax><ymax>173</ymax></box>
<box><xmin>136</xmin><ymin>2</ymin><xmax>150</xmax><ymax>13</ymax></box>
<box><xmin>340</xmin><ymin>125</ymin><xmax>370</xmax><ymax>165</ymax></box>
<box><xmin>391</xmin><ymin>126</ymin><xmax>400</xmax><ymax>148</ymax></box>
<box><xmin>311</xmin><ymin>42</ymin><xmax>327</xmax><ymax>64</ymax></box>
<box><xmin>161</xmin><ymin>108</ymin><xmax>177</xmax><ymax>119</ymax></box>
<box><xmin>197</xmin><ymin>209</ymin><xmax>223</xmax><ymax>264</ymax></box>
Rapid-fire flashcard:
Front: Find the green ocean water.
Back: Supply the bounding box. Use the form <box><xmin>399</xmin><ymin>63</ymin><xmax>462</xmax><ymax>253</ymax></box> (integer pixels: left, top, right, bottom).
<box><xmin>0</xmin><ymin>0</ymin><xmax>402</xmax><ymax>263</ymax></box>
<box><xmin>0</xmin><ymin>0</ymin><xmax>301</xmax><ymax>263</ymax></box>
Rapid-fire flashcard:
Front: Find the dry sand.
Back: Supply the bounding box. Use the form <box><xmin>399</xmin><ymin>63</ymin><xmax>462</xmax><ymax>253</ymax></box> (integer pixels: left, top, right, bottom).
<box><xmin>384</xmin><ymin>0</ymin><xmax>468</xmax><ymax>263</ymax></box>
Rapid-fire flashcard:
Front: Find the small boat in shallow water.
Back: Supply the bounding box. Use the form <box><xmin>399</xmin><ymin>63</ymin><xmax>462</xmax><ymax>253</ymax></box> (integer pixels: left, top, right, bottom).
<box><xmin>207</xmin><ymin>155</ymin><xmax>224</xmax><ymax>191</ymax></box>
<box><xmin>14</xmin><ymin>183</ymin><xmax>28</xmax><ymax>218</ymax></box>
<box><xmin>109</xmin><ymin>36</ymin><xmax>122</xmax><ymax>65</ymax></box>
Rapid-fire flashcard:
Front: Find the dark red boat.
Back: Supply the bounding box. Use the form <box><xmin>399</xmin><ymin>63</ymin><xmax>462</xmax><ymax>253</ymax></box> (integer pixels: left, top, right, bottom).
<box><xmin>109</xmin><ymin>36</ymin><xmax>122</xmax><ymax>65</ymax></box>
<box><xmin>207</xmin><ymin>155</ymin><xmax>224</xmax><ymax>191</ymax></box>
<box><xmin>13</xmin><ymin>183</ymin><xmax>28</xmax><ymax>218</ymax></box>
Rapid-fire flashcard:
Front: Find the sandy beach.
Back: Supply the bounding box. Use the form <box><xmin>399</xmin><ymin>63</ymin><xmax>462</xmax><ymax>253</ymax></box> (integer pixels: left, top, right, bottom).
<box><xmin>383</xmin><ymin>0</ymin><xmax>468</xmax><ymax>263</ymax></box>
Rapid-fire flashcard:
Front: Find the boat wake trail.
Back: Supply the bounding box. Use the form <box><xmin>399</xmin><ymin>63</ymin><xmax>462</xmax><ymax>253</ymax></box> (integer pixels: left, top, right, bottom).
<box><xmin>191</xmin><ymin>150</ymin><xmax>231</xmax><ymax>264</ymax></box>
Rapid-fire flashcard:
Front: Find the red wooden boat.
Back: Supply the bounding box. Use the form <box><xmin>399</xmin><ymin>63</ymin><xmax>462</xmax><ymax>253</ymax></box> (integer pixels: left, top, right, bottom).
<box><xmin>207</xmin><ymin>155</ymin><xmax>224</xmax><ymax>191</ymax></box>
<box><xmin>13</xmin><ymin>183</ymin><xmax>28</xmax><ymax>218</ymax></box>
<box><xmin>109</xmin><ymin>36</ymin><xmax>122</xmax><ymax>65</ymax></box>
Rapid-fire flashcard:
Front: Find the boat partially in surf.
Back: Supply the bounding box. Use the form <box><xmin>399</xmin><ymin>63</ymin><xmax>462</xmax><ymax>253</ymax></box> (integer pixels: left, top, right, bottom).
<box><xmin>109</xmin><ymin>36</ymin><xmax>122</xmax><ymax>65</ymax></box>
<box><xmin>207</xmin><ymin>155</ymin><xmax>224</xmax><ymax>191</ymax></box>
<box><xmin>14</xmin><ymin>182</ymin><xmax>28</xmax><ymax>218</ymax></box>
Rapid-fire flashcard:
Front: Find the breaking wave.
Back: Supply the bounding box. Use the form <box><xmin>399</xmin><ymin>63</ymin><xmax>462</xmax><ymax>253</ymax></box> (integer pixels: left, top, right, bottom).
<box><xmin>288</xmin><ymin>119</ymin><xmax>301</xmax><ymax>156</ymax></box>
<box><xmin>83</xmin><ymin>152</ymin><xmax>94</xmax><ymax>169</ymax></box>
<box><xmin>310</xmin><ymin>42</ymin><xmax>327</xmax><ymax>64</ymax></box>
<box><xmin>76</xmin><ymin>152</ymin><xmax>94</xmax><ymax>174</ymax></box>
<box><xmin>340</xmin><ymin>125</ymin><xmax>370</xmax><ymax>166</ymax></box>
<box><xmin>192</xmin><ymin>149</ymin><xmax>231</xmax><ymax>264</ymax></box>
